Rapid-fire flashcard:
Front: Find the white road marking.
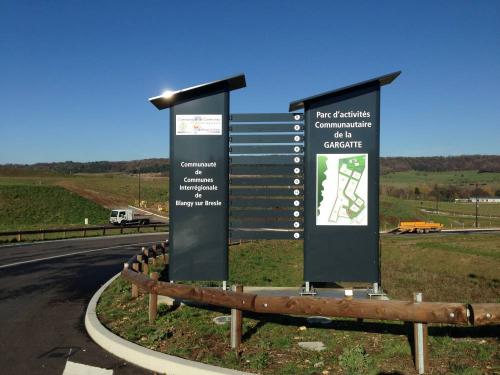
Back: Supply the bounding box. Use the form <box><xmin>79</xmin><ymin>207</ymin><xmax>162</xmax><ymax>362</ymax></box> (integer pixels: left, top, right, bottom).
<box><xmin>63</xmin><ymin>360</ymin><xmax>113</xmax><ymax>375</ymax></box>
<box><xmin>0</xmin><ymin>241</ymin><xmax>156</xmax><ymax>269</ymax></box>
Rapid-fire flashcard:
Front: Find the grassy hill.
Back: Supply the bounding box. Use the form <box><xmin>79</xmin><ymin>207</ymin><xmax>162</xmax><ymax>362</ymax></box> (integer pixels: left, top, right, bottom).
<box><xmin>0</xmin><ymin>166</ymin><xmax>498</xmax><ymax>232</ymax></box>
<box><xmin>0</xmin><ymin>171</ymin><xmax>169</xmax><ymax>231</ymax></box>
<box><xmin>0</xmin><ymin>185</ymin><xmax>109</xmax><ymax>231</ymax></box>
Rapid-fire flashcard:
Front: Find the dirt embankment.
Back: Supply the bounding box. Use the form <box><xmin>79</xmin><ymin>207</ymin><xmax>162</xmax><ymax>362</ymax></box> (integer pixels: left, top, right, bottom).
<box><xmin>56</xmin><ymin>180</ymin><xmax>125</xmax><ymax>209</ymax></box>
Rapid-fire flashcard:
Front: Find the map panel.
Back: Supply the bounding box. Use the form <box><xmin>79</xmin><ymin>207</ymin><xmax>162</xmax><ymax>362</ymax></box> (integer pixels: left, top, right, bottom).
<box><xmin>316</xmin><ymin>154</ymin><xmax>368</xmax><ymax>226</ymax></box>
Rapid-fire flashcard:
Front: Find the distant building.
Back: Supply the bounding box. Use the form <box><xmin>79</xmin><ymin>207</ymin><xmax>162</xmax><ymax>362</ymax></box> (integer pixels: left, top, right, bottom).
<box><xmin>455</xmin><ymin>197</ymin><xmax>500</xmax><ymax>203</ymax></box>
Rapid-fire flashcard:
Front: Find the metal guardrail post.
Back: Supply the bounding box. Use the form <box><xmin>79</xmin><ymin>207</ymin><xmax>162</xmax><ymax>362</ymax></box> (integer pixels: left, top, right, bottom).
<box><xmin>231</xmin><ymin>284</ymin><xmax>243</xmax><ymax>351</ymax></box>
<box><xmin>413</xmin><ymin>292</ymin><xmax>428</xmax><ymax>374</ymax></box>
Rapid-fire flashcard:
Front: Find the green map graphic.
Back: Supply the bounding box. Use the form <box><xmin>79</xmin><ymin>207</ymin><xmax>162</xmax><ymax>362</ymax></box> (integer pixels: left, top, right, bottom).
<box><xmin>317</xmin><ymin>154</ymin><xmax>368</xmax><ymax>225</ymax></box>
<box><xmin>316</xmin><ymin>155</ymin><xmax>328</xmax><ymax>217</ymax></box>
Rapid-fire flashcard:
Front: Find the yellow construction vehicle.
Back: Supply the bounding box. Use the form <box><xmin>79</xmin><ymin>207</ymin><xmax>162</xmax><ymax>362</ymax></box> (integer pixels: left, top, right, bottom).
<box><xmin>397</xmin><ymin>221</ymin><xmax>443</xmax><ymax>234</ymax></box>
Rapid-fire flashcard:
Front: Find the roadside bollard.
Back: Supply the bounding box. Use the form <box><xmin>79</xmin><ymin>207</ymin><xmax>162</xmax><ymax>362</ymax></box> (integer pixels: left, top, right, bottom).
<box><xmin>413</xmin><ymin>292</ymin><xmax>428</xmax><ymax>374</ymax></box>
<box><xmin>149</xmin><ymin>272</ymin><xmax>160</xmax><ymax>323</ymax></box>
<box><xmin>131</xmin><ymin>263</ymin><xmax>140</xmax><ymax>298</ymax></box>
<box><xmin>230</xmin><ymin>285</ymin><xmax>243</xmax><ymax>351</ymax></box>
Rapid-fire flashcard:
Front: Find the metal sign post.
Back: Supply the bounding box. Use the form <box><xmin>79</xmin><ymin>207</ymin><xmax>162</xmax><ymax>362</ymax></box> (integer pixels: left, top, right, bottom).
<box><xmin>290</xmin><ymin>72</ymin><xmax>400</xmax><ymax>283</ymax></box>
<box><xmin>149</xmin><ymin>74</ymin><xmax>246</xmax><ymax>281</ymax></box>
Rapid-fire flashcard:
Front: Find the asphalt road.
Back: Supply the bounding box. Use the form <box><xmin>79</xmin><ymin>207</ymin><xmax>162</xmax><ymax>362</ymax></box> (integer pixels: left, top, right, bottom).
<box><xmin>0</xmin><ymin>233</ymin><xmax>168</xmax><ymax>375</ymax></box>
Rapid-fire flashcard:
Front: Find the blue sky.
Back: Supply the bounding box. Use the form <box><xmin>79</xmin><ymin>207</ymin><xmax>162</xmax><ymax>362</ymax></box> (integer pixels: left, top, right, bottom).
<box><xmin>1</xmin><ymin>1</ymin><xmax>499</xmax><ymax>164</ymax></box>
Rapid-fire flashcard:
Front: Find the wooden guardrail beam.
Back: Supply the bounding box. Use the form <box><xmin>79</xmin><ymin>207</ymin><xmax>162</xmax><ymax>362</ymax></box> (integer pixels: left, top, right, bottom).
<box><xmin>121</xmin><ymin>269</ymin><xmax>479</xmax><ymax>325</ymax></box>
<box><xmin>470</xmin><ymin>303</ymin><xmax>500</xmax><ymax>325</ymax></box>
<box><xmin>251</xmin><ymin>296</ymin><xmax>468</xmax><ymax>325</ymax></box>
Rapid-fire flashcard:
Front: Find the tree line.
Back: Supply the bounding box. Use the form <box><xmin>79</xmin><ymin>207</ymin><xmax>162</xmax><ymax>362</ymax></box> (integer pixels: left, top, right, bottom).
<box><xmin>1</xmin><ymin>155</ymin><xmax>499</xmax><ymax>176</ymax></box>
<box><xmin>382</xmin><ymin>184</ymin><xmax>500</xmax><ymax>201</ymax></box>
<box><xmin>380</xmin><ymin>155</ymin><xmax>500</xmax><ymax>174</ymax></box>
<box><xmin>1</xmin><ymin>158</ymin><xmax>171</xmax><ymax>175</ymax></box>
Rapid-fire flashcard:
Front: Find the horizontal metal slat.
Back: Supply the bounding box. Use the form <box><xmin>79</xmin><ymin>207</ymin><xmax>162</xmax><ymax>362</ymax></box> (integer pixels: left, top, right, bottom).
<box><xmin>230</xmin><ymin>155</ymin><xmax>303</xmax><ymax>165</ymax></box>
<box><xmin>230</xmin><ymin>177</ymin><xmax>303</xmax><ymax>186</ymax></box>
<box><xmin>230</xmin><ymin>187</ymin><xmax>303</xmax><ymax>196</ymax></box>
<box><xmin>230</xmin><ymin>113</ymin><xmax>303</xmax><ymax>123</ymax></box>
<box><xmin>230</xmin><ymin>124</ymin><xmax>303</xmax><ymax>132</ymax></box>
<box><xmin>230</xmin><ymin>134</ymin><xmax>303</xmax><ymax>143</ymax></box>
<box><xmin>230</xmin><ymin>209</ymin><xmax>303</xmax><ymax>218</ymax></box>
<box><xmin>230</xmin><ymin>198</ymin><xmax>302</xmax><ymax>208</ymax></box>
<box><xmin>230</xmin><ymin>145</ymin><xmax>303</xmax><ymax>154</ymax></box>
<box><xmin>230</xmin><ymin>221</ymin><xmax>301</xmax><ymax>229</ymax></box>
<box><xmin>231</xmin><ymin>165</ymin><xmax>303</xmax><ymax>176</ymax></box>
<box><xmin>229</xmin><ymin>216</ymin><xmax>303</xmax><ymax>223</ymax></box>
<box><xmin>229</xmin><ymin>229</ymin><xmax>302</xmax><ymax>240</ymax></box>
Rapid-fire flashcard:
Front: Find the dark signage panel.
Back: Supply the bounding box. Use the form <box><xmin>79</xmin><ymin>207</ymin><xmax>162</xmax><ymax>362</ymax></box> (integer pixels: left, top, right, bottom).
<box><xmin>150</xmin><ymin>74</ymin><xmax>245</xmax><ymax>281</ymax></box>
<box><xmin>169</xmin><ymin>92</ymin><xmax>229</xmax><ymax>280</ymax></box>
<box><xmin>303</xmin><ymin>86</ymin><xmax>380</xmax><ymax>282</ymax></box>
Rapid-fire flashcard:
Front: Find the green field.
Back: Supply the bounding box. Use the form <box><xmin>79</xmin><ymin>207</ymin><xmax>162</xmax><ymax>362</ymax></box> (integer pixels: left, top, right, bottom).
<box><xmin>228</xmin><ymin>234</ymin><xmax>500</xmax><ymax>303</ymax></box>
<box><xmin>380</xmin><ymin>196</ymin><xmax>500</xmax><ymax>229</ymax></box>
<box><xmin>381</xmin><ymin>170</ymin><xmax>500</xmax><ymax>188</ymax></box>
<box><xmin>0</xmin><ymin>171</ymin><xmax>169</xmax><ymax>231</ymax></box>
<box><xmin>0</xmin><ymin>169</ymin><xmax>498</xmax><ymax>232</ymax></box>
<box><xmin>0</xmin><ymin>185</ymin><xmax>109</xmax><ymax>231</ymax></box>
<box><xmin>0</xmin><ymin>173</ymin><xmax>168</xmax><ymax>208</ymax></box>
<box><xmin>98</xmin><ymin>234</ymin><xmax>500</xmax><ymax>374</ymax></box>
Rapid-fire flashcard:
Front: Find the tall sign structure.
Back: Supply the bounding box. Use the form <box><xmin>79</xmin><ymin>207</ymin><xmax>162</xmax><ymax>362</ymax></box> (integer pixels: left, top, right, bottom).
<box><xmin>150</xmin><ymin>74</ymin><xmax>246</xmax><ymax>281</ymax></box>
<box><xmin>289</xmin><ymin>72</ymin><xmax>400</xmax><ymax>283</ymax></box>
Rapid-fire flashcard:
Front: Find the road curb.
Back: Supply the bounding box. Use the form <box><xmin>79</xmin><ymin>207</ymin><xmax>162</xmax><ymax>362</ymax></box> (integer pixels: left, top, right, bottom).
<box><xmin>85</xmin><ymin>273</ymin><xmax>252</xmax><ymax>375</ymax></box>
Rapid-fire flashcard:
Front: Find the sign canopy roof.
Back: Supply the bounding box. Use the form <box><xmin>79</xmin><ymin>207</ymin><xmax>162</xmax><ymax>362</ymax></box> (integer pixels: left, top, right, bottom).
<box><xmin>289</xmin><ymin>71</ymin><xmax>401</xmax><ymax>112</ymax></box>
<box><xmin>149</xmin><ymin>74</ymin><xmax>246</xmax><ymax>110</ymax></box>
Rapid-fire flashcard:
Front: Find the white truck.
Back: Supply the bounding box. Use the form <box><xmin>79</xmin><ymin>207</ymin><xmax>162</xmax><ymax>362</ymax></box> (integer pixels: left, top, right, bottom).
<box><xmin>109</xmin><ymin>209</ymin><xmax>151</xmax><ymax>225</ymax></box>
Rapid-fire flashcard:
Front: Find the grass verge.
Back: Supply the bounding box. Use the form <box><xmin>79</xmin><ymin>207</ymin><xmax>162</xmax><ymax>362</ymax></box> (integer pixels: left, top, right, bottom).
<box><xmin>97</xmin><ymin>234</ymin><xmax>500</xmax><ymax>374</ymax></box>
<box><xmin>0</xmin><ymin>184</ymin><xmax>109</xmax><ymax>231</ymax></box>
